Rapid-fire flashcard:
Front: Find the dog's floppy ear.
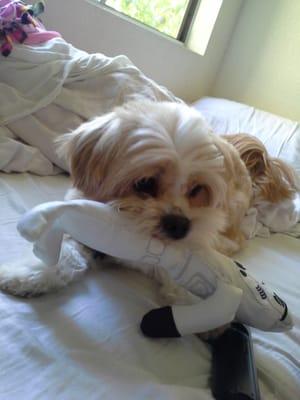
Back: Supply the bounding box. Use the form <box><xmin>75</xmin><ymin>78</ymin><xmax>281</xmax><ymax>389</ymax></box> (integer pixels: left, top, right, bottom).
<box><xmin>223</xmin><ymin>133</ymin><xmax>267</xmax><ymax>178</ymax></box>
<box><xmin>241</xmin><ymin>148</ymin><xmax>266</xmax><ymax>178</ymax></box>
<box><xmin>224</xmin><ymin>133</ymin><xmax>299</xmax><ymax>202</ymax></box>
<box><xmin>263</xmin><ymin>157</ymin><xmax>299</xmax><ymax>202</ymax></box>
<box><xmin>55</xmin><ymin>112</ymin><xmax>119</xmax><ymax>197</ymax></box>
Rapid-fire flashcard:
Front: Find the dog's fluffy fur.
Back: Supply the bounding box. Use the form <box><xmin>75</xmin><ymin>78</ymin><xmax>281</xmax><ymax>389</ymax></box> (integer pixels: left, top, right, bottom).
<box><xmin>0</xmin><ymin>101</ymin><xmax>297</xmax><ymax>317</ymax></box>
<box><xmin>223</xmin><ymin>133</ymin><xmax>299</xmax><ymax>205</ymax></box>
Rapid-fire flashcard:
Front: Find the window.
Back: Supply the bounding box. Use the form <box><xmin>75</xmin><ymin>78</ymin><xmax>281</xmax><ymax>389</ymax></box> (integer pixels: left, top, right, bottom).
<box><xmin>92</xmin><ymin>0</ymin><xmax>224</xmax><ymax>55</ymax></box>
<box><xmin>97</xmin><ymin>0</ymin><xmax>199</xmax><ymax>41</ymax></box>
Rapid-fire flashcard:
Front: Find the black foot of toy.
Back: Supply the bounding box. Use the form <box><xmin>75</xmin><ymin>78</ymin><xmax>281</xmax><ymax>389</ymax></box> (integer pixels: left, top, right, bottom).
<box><xmin>210</xmin><ymin>323</ymin><xmax>261</xmax><ymax>400</ymax></box>
<box><xmin>140</xmin><ymin>306</ymin><xmax>180</xmax><ymax>338</ymax></box>
<box><xmin>141</xmin><ymin>309</ymin><xmax>260</xmax><ymax>400</ymax></box>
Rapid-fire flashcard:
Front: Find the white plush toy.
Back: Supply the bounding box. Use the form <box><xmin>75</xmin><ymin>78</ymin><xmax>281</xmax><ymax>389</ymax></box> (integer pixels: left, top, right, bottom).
<box><xmin>17</xmin><ymin>199</ymin><xmax>293</xmax><ymax>336</ymax></box>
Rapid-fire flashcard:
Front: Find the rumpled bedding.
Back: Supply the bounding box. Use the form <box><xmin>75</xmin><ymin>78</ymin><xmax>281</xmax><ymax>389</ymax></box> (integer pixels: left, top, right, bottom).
<box><xmin>241</xmin><ymin>198</ymin><xmax>300</xmax><ymax>240</ymax></box>
<box><xmin>0</xmin><ymin>37</ymin><xmax>180</xmax><ymax>175</ymax></box>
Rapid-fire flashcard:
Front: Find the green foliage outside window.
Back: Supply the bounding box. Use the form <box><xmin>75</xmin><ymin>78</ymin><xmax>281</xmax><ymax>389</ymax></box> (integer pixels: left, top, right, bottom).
<box><xmin>102</xmin><ymin>0</ymin><xmax>189</xmax><ymax>38</ymax></box>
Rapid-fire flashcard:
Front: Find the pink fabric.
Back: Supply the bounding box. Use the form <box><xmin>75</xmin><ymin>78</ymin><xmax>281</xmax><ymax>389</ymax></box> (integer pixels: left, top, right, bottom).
<box><xmin>0</xmin><ymin>0</ymin><xmax>60</xmax><ymax>47</ymax></box>
<box><xmin>23</xmin><ymin>21</ymin><xmax>61</xmax><ymax>45</ymax></box>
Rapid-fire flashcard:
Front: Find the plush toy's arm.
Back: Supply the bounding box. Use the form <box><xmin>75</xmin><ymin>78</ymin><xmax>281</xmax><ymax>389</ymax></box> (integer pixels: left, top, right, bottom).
<box><xmin>18</xmin><ymin>200</ymin><xmax>221</xmax><ymax>299</ymax></box>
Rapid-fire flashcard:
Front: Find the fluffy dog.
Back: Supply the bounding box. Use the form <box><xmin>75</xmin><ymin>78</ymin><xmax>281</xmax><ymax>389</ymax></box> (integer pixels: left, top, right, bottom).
<box><xmin>0</xmin><ymin>100</ymin><xmax>253</xmax><ymax>303</ymax></box>
<box><xmin>59</xmin><ymin>101</ymin><xmax>253</xmax><ymax>257</ymax></box>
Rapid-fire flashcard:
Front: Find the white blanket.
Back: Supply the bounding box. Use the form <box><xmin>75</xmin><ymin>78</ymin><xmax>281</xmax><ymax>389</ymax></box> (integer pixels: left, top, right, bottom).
<box><xmin>241</xmin><ymin>197</ymin><xmax>300</xmax><ymax>240</ymax></box>
<box><xmin>0</xmin><ymin>37</ymin><xmax>179</xmax><ymax>175</ymax></box>
<box><xmin>0</xmin><ymin>38</ymin><xmax>179</xmax><ymax>125</ymax></box>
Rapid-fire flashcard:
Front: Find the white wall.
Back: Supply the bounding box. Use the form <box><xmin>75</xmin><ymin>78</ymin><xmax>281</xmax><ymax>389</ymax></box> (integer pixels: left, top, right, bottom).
<box><xmin>212</xmin><ymin>0</ymin><xmax>300</xmax><ymax>121</ymax></box>
<box><xmin>41</xmin><ymin>0</ymin><xmax>242</xmax><ymax>103</ymax></box>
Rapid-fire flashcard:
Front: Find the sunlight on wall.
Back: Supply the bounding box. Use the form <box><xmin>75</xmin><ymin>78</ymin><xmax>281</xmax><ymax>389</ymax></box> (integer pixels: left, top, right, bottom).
<box><xmin>212</xmin><ymin>0</ymin><xmax>300</xmax><ymax>120</ymax></box>
<box><xmin>187</xmin><ymin>0</ymin><xmax>223</xmax><ymax>56</ymax></box>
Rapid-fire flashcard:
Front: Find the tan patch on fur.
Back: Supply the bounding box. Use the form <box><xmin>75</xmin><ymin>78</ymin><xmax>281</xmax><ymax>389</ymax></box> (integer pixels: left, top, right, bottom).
<box><xmin>224</xmin><ymin>133</ymin><xmax>299</xmax><ymax>204</ymax></box>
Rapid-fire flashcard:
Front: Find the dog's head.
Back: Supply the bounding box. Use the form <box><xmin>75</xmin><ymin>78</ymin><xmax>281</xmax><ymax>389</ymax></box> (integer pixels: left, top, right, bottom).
<box><xmin>58</xmin><ymin>101</ymin><xmax>229</xmax><ymax>250</ymax></box>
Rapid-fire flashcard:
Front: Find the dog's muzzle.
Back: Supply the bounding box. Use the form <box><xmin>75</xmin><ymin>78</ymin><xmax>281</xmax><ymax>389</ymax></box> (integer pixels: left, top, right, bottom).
<box><xmin>160</xmin><ymin>214</ymin><xmax>190</xmax><ymax>240</ymax></box>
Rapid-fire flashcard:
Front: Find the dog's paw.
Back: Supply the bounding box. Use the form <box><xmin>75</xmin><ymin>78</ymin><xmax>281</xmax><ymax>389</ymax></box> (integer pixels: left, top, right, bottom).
<box><xmin>0</xmin><ymin>276</ymin><xmax>46</xmax><ymax>297</ymax></box>
<box><xmin>0</xmin><ymin>259</ymin><xmax>59</xmax><ymax>297</ymax></box>
<box><xmin>0</xmin><ymin>241</ymin><xmax>91</xmax><ymax>297</ymax></box>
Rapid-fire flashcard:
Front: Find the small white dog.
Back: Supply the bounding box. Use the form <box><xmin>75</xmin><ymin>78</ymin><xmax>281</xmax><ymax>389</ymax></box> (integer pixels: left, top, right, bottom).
<box><xmin>0</xmin><ymin>100</ymin><xmax>253</xmax><ymax>306</ymax></box>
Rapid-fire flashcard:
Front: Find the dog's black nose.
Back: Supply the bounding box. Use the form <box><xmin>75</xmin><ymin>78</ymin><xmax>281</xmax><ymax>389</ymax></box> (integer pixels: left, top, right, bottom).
<box><xmin>160</xmin><ymin>214</ymin><xmax>190</xmax><ymax>240</ymax></box>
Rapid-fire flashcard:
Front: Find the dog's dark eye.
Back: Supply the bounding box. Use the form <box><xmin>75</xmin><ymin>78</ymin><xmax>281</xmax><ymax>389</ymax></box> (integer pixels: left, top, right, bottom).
<box><xmin>188</xmin><ymin>184</ymin><xmax>210</xmax><ymax>207</ymax></box>
<box><xmin>189</xmin><ymin>185</ymin><xmax>204</xmax><ymax>197</ymax></box>
<box><xmin>134</xmin><ymin>177</ymin><xmax>158</xmax><ymax>197</ymax></box>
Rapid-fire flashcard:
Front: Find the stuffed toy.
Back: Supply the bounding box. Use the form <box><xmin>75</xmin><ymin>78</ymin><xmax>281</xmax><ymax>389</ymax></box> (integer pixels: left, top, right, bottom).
<box><xmin>0</xmin><ymin>1</ymin><xmax>58</xmax><ymax>57</ymax></box>
<box><xmin>17</xmin><ymin>199</ymin><xmax>293</xmax><ymax>337</ymax></box>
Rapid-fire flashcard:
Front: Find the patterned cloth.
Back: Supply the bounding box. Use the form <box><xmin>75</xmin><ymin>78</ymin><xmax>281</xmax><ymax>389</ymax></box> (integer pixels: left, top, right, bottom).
<box><xmin>0</xmin><ymin>0</ymin><xmax>60</xmax><ymax>56</ymax></box>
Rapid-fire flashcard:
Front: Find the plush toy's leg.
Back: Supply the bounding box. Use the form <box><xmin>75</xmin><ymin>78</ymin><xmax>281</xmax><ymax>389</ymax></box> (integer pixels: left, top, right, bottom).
<box><xmin>136</xmin><ymin>258</ymin><xmax>234</xmax><ymax>339</ymax></box>
<box><xmin>0</xmin><ymin>238</ymin><xmax>91</xmax><ymax>297</ymax></box>
<box><xmin>141</xmin><ymin>316</ymin><xmax>261</xmax><ymax>399</ymax></box>
<box><xmin>141</xmin><ymin>282</ymin><xmax>241</xmax><ymax>337</ymax></box>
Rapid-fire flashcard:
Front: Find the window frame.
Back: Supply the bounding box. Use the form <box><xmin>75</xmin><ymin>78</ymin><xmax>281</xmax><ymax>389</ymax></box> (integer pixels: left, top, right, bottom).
<box><xmin>98</xmin><ymin>0</ymin><xmax>200</xmax><ymax>42</ymax></box>
<box><xmin>176</xmin><ymin>0</ymin><xmax>199</xmax><ymax>42</ymax></box>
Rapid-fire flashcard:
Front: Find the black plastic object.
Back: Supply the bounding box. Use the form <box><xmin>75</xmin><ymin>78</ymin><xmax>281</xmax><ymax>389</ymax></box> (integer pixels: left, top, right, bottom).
<box><xmin>210</xmin><ymin>323</ymin><xmax>261</xmax><ymax>400</ymax></box>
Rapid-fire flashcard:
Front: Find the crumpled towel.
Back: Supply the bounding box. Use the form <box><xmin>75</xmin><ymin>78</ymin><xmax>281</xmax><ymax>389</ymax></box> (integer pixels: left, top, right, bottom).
<box><xmin>241</xmin><ymin>195</ymin><xmax>300</xmax><ymax>239</ymax></box>
<box><xmin>0</xmin><ymin>126</ymin><xmax>61</xmax><ymax>175</ymax></box>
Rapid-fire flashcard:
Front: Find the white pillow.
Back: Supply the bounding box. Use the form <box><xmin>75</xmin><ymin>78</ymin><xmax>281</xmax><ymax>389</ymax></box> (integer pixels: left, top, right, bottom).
<box><xmin>193</xmin><ymin>97</ymin><xmax>300</xmax><ymax>177</ymax></box>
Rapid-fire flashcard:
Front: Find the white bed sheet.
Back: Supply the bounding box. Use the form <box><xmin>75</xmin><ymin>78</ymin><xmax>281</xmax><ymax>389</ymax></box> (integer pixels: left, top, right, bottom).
<box><xmin>0</xmin><ymin>172</ymin><xmax>299</xmax><ymax>400</ymax></box>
